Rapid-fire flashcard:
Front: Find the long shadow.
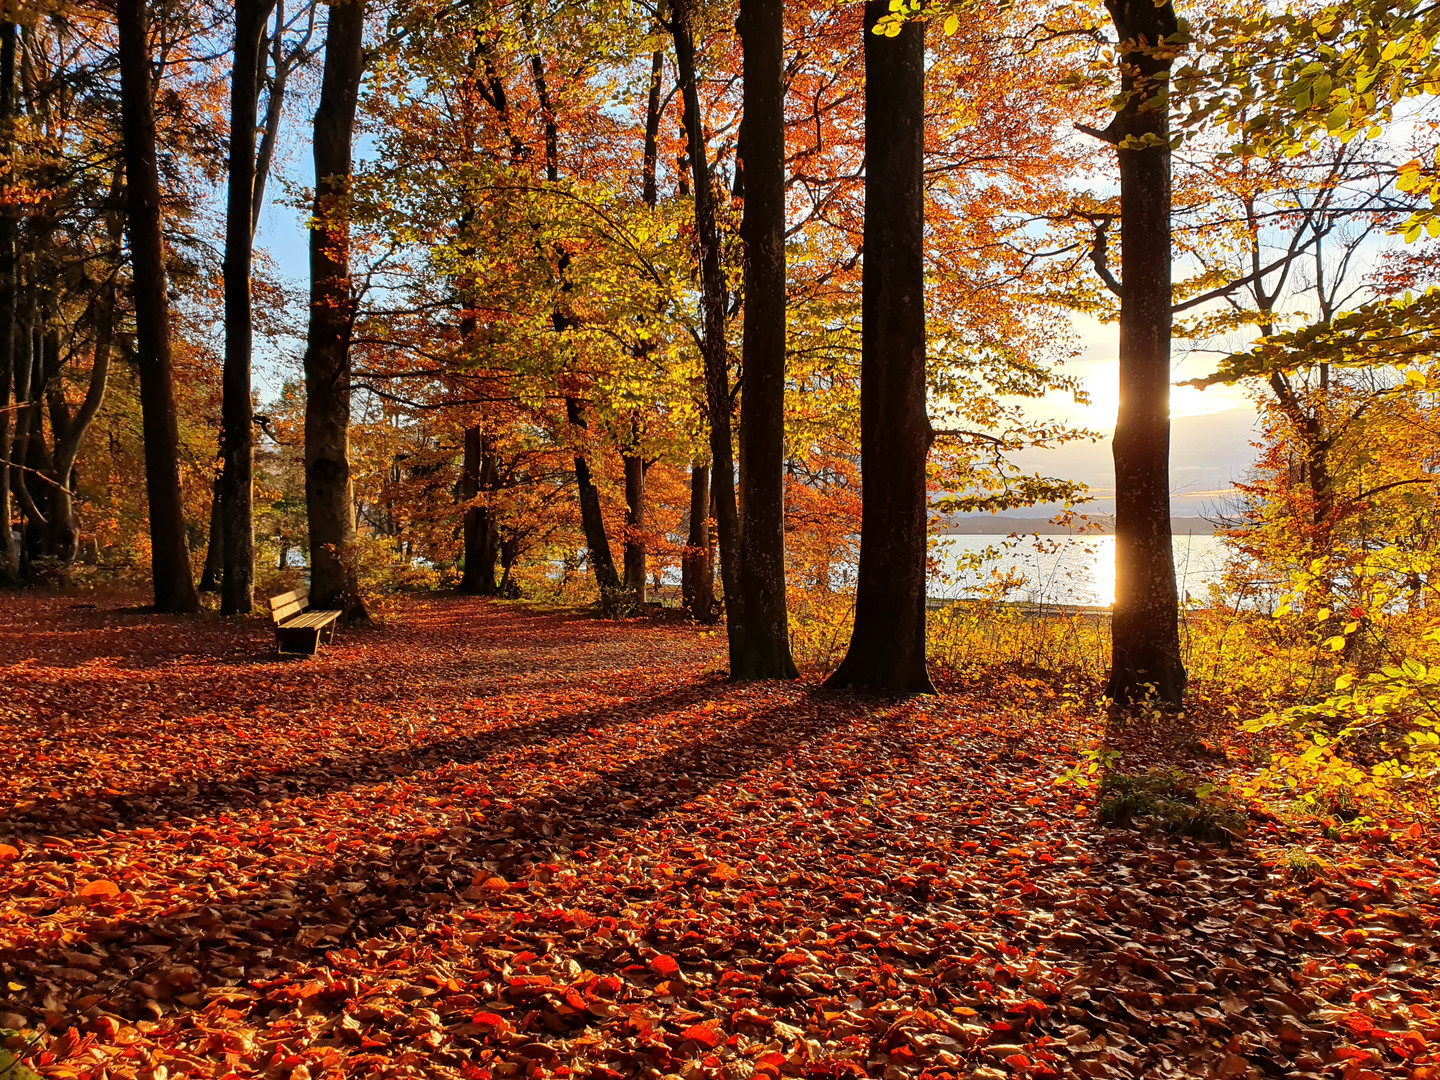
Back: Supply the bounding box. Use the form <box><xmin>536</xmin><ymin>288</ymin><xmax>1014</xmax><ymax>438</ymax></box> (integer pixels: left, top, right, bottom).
<box><xmin>0</xmin><ymin>672</ymin><xmax>733</xmax><ymax>842</ymax></box>
<box><xmin>1027</xmin><ymin>710</ymin><xmax>1314</xmax><ymax>1077</ymax></box>
<box><xmin>2</xmin><ymin>687</ymin><xmax>853</xmax><ymax>1032</ymax></box>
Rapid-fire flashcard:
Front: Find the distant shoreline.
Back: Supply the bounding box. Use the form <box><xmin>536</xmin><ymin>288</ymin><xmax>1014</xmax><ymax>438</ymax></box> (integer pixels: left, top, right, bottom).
<box><xmin>935</xmin><ymin>515</ymin><xmax>1218</xmax><ymax>537</ymax></box>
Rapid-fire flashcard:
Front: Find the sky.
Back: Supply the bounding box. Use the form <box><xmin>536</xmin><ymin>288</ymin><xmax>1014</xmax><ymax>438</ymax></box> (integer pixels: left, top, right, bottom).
<box><xmin>1007</xmin><ymin>315</ymin><xmax>1261</xmax><ymax>518</ymax></box>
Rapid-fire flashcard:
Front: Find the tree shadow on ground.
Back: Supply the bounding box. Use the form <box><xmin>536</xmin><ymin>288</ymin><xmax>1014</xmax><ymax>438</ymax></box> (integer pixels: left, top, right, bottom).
<box><xmin>2</xmin><ymin>687</ymin><xmax>854</xmax><ymax>1032</ymax></box>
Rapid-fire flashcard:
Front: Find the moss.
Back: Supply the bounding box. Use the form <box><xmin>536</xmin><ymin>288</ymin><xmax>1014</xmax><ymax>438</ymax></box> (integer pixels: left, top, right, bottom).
<box><xmin>1097</xmin><ymin>768</ymin><xmax>1247</xmax><ymax>843</ymax></box>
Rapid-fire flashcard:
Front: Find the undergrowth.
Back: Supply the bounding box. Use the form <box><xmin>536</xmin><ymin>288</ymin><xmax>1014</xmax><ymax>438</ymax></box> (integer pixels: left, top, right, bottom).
<box><xmin>1096</xmin><ymin>768</ymin><xmax>1248</xmax><ymax>843</ymax></box>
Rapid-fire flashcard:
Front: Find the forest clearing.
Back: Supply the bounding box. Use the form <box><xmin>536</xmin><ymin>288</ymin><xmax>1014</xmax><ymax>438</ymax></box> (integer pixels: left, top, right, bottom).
<box><xmin>6</xmin><ymin>0</ymin><xmax>1440</xmax><ymax>1075</ymax></box>
<box><xmin>3</xmin><ymin>593</ymin><xmax>1440</xmax><ymax>1080</ymax></box>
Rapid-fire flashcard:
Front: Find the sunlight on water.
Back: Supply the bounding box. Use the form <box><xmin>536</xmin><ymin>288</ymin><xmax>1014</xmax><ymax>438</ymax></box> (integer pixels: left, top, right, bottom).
<box><xmin>929</xmin><ymin>533</ymin><xmax>1229</xmax><ymax>608</ymax></box>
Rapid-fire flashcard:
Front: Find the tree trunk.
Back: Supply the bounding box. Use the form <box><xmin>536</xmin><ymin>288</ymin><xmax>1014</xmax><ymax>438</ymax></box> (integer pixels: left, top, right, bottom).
<box><xmin>117</xmin><ymin>0</ymin><xmax>200</xmax><ymax>614</ymax></box>
<box><xmin>459</xmin><ymin>423</ymin><xmax>501</xmax><ymax>595</ymax></box>
<box><xmin>823</xmin><ymin>0</ymin><xmax>934</xmax><ymax>695</ymax></box>
<box><xmin>733</xmin><ymin>0</ymin><xmax>797</xmax><ymax>679</ymax></box>
<box><xmin>1103</xmin><ymin>0</ymin><xmax>1185</xmax><ymax>708</ymax></box>
<box><xmin>47</xmin><ymin>283</ymin><xmax>114</xmax><ymax>566</ymax></box>
<box><xmin>219</xmin><ymin>0</ymin><xmax>275</xmax><ymax>616</ymax></box>
<box><xmin>303</xmin><ymin>0</ymin><xmax>367</xmax><ymax>622</ymax></box>
<box><xmin>10</xmin><ymin>284</ymin><xmax>36</xmax><ymax>557</ymax></box>
<box><xmin>0</xmin><ymin>20</ymin><xmax>17</xmax><ymax>582</ymax></box>
<box><xmin>623</xmin><ymin>445</ymin><xmax>646</xmax><ymax>604</ymax></box>
<box><xmin>565</xmin><ymin>396</ymin><xmax>622</xmax><ymax>599</ymax></box>
<box><xmin>682</xmin><ymin>461</ymin><xmax>714</xmax><ymax>620</ymax></box>
<box><xmin>199</xmin><ymin>475</ymin><xmax>224</xmax><ymax>590</ymax></box>
<box><xmin>672</xmin><ymin>0</ymin><xmax>743</xmax><ymax>651</ymax></box>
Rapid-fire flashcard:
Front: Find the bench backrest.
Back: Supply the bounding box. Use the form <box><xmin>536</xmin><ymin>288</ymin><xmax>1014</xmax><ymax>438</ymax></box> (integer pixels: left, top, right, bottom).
<box><xmin>270</xmin><ymin>588</ymin><xmax>309</xmax><ymax>625</ymax></box>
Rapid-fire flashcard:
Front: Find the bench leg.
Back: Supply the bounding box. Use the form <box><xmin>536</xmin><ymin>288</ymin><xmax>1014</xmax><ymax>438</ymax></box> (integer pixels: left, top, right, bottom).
<box><xmin>276</xmin><ymin>628</ymin><xmax>320</xmax><ymax>656</ymax></box>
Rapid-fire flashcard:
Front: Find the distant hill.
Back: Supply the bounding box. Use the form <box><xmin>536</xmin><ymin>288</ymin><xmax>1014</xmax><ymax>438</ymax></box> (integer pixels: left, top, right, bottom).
<box><xmin>936</xmin><ymin>514</ymin><xmax>1218</xmax><ymax>536</ymax></box>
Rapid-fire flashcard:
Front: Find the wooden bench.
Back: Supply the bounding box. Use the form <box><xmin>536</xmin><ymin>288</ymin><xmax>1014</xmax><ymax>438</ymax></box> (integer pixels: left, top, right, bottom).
<box><xmin>269</xmin><ymin>587</ymin><xmax>343</xmax><ymax>656</ymax></box>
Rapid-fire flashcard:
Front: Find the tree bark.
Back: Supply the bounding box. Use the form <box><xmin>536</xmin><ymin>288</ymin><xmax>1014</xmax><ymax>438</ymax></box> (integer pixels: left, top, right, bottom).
<box><xmin>0</xmin><ymin>20</ymin><xmax>17</xmax><ymax>582</ymax></box>
<box><xmin>566</xmin><ymin>396</ymin><xmax>622</xmax><ymax>598</ymax></box>
<box><xmin>672</xmin><ymin>0</ymin><xmax>743</xmax><ymax>651</ymax></box>
<box><xmin>1103</xmin><ymin>0</ymin><xmax>1185</xmax><ymax>707</ymax></box>
<box><xmin>459</xmin><ymin>423</ymin><xmax>501</xmax><ymax>595</ymax></box>
<box><xmin>681</xmin><ymin>461</ymin><xmax>714</xmax><ymax>620</ymax></box>
<box><xmin>46</xmin><ymin>283</ymin><xmax>114</xmax><ymax>565</ymax></box>
<box><xmin>117</xmin><ymin>0</ymin><xmax>200</xmax><ymax>614</ymax></box>
<box><xmin>642</xmin><ymin>47</ymin><xmax>663</xmax><ymax>207</ymax></box>
<box><xmin>303</xmin><ymin>0</ymin><xmax>367</xmax><ymax>622</ymax></box>
<box><xmin>734</xmin><ymin>0</ymin><xmax>797</xmax><ymax>679</ymax></box>
<box><xmin>823</xmin><ymin>0</ymin><xmax>934</xmax><ymax>695</ymax></box>
<box><xmin>219</xmin><ymin>0</ymin><xmax>276</xmax><ymax>615</ymax></box>
<box><xmin>199</xmin><ymin>475</ymin><xmax>224</xmax><ymax>590</ymax></box>
<box><xmin>10</xmin><ymin>283</ymin><xmax>36</xmax><ymax>556</ymax></box>
<box><xmin>622</xmin><ymin>443</ymin><xmax>646</xmax><ymax>604</ymax></box>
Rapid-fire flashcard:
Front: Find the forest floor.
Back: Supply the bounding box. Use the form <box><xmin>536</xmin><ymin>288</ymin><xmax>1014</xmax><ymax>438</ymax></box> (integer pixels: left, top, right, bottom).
<box><xmin>1</xmin><ymin>591</ymin><xmax>1439</xmax><ymax>1080</ymax></box>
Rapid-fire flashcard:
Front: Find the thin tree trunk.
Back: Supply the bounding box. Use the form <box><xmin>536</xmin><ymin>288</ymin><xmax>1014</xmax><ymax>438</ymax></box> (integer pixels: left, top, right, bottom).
<box><xmin>219</xmin><ymin>0</ymin><xmax>275</xmax><ymax>616</ymax></box>
<box><xmin>46</xmin><ymin>283</ymin><xmax>114</xmax><ymax>565</ymax></box>
<box><xmin>1103</xmin><ymin>0</ymin><xmax>1185</xmax><ymax>707</ymax></box>
<box><xmin>199</xmin><ymin>476</ymin><xmax>224</xmax><ymax>590</ymax></box>
<box><xmin>117</xmin><ymin>0</ymin><xmax>200</xmax><ymax>614</ymax></box>
<box><xmin>459</xmin><ymin>423</ymin><xmax>501</xmax><ymax>594</ymax></box>
<box><xmin>824</xmin><ymin>0</ymin><xmax>934</xmax><ymax>694</ymax></box>
<box><xmin>734</xmin><ymin>0</ymin><xmax>796</xmax><ymax>679</ymax></box>
<box><xmin>566</xmin><ymin>396</ymin><xmax>622</xmax><ymax>597</ymax></box>
<box><xmin>682</xmin><ymin>461</ymin><xmax>714</xmax><ymax>620</ymax></box>
<box><xmin>622</xmin><ymin>442</ymin><xmax>646</xmax><ymax>604</ymax></box>
<box><xmin>303</xmin><ymin>0</ymin><xmax>367</xmax><ymax>622</ymax></box>
<box><xmin>672</xmin><ymin>0</ymin><xmax>743</xmax><ymax>650</ymax></box>
<box><xmin>0</xmin><ymin>20</ymin><xmax>17</xmax><ymax>582</ymax></box>
<box><xmin>10</xmin><ymin>283</ymin><xmax>37</xmax><ymax>549</ymax></box>
<box><xmin>619</xmin><ymin>47</ymin><xmax>664</xmax><ymax>610</ymax></box>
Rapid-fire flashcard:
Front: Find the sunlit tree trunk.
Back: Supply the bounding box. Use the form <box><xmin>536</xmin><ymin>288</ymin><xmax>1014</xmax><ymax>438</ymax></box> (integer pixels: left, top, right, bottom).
<box><xmin>117</xmin><ymin>0</ymin><xmax>200</xmax><ymax>614</ymax></box>
<box><xmin>733</xmin><ymin>0</ymin><xmax>797</xmax><ymax>679</ymax></box>
<box><xmin>303</xmin><ymin>0</ymin><xmax>368</xmax><ymax>622</ymax></box>
<box><xmin>824</xmin><ymin>0</ymin><xmax>934</xmax><ymax>694</ymax></box>
<box><xmin>1103</xmin><ymin>0</ymin><xmax>1185</xmax><ymax>707</ymax></box>
<box><xmin>565</xmin><ymin>396</ymin><xmax>622</xmax><ymax>598</ymax></box>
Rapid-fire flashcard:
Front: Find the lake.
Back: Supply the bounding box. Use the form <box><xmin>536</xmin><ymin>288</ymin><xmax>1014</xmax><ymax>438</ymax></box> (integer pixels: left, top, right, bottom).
<box><xmin>930</xmin><ymin>533</ymin><xmax>1230</xmax><ymax>608</ymax></box>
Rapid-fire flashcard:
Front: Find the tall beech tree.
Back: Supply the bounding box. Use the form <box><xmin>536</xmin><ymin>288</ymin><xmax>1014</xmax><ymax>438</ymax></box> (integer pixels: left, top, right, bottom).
<box><xmin>0</xmin><ymin>19</ymin><xmax>17</xmax><ymax>582</ymax></box>
<box><xmin>1098</xmin><ymin>0</ymin><xmax>1186</xmax><ymax>707</ymax></box>
<box><xmin>304</xmin><ymin>0</ymin><xmax>368</xmax><ymax>621</ymax></box>
<box><xmin>219</xmin><ymin>0</ymin><xmax>277</xmax><ymax>616</ymax></box>
<box><xmin>733</xmin><ymin>0</ymin><xmax>797</xmax><ymax>679</ymax></box>
<box><xmin>824</xmin><ymin>0</ymin><xmax>935</xmax><ymax>695</ymax></box>
<box><xmin>117</xmin><ymin>0</ymin><xmax>200</xmax><ymax>614</ymax></box>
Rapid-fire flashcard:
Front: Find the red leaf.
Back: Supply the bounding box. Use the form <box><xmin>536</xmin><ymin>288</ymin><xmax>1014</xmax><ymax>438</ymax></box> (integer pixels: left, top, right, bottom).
<box><xmin>472</xmin><ymin>1011</ymin><xmax>509</xmax><ymax>1031</ymax></box>
<box><xmin>78</xmin><ymin>880</ymin><xmax>119</xmax><ymax>900</ymax></box>
<box><xmin>683</xmin><ymin>1024</ymin><xmax>721</xmax><ymax>1049</ymax></box>
<box><xmin>649</xmin><ymin>955</ymin><xmax>679</xmax><ymax>978</ymax></box>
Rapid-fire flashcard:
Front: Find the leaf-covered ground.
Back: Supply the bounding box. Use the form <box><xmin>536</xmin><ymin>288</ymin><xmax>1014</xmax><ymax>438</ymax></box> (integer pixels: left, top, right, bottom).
<box><xmin>2</xmin><ymin>593</ymin><xmax>1439</xmax><ymax>1080</ymax></box>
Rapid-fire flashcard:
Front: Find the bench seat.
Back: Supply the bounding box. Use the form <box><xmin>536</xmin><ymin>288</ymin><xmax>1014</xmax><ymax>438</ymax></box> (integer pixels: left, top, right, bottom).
<box><xmin>270</xmin><ymin>588</ymin><xmax>342</xmax><ymax>656</ymax></box>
